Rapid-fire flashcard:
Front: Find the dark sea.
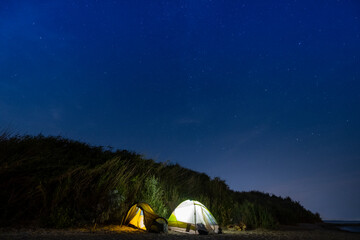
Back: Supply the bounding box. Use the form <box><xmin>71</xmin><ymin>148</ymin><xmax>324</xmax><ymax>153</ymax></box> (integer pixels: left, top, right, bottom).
<box><xmin>324</xmin><ymin>221</ymin><xmax>360</xmax><ymax>233</ymax></box>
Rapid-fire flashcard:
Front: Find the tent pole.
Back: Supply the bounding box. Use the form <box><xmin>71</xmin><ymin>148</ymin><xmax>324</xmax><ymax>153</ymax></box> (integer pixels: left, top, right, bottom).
<box><xmin>194</xmin><ymin>201</ymin><xmax>196</xmax><ymax>233</ymax></box>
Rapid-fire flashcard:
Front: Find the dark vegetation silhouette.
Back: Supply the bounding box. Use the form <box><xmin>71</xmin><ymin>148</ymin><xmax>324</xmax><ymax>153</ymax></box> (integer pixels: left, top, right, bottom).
<box><xmin>0</xmin><ymin>133</ymin><xmax>321</xmax><ymax>229</ymax></box>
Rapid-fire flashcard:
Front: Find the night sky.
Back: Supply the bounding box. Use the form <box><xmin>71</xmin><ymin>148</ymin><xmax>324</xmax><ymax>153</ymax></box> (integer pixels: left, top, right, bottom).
<box><xmin>1</xmin><ymin>0</ymin><xmax>359</xmax><ymax>220</ymax></box>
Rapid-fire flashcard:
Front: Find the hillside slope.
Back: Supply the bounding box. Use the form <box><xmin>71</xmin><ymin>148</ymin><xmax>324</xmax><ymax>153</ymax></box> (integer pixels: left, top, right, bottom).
<box><xmin>0</xmin><ymin>134</ymin><xmax>321</xmax><ymax>228</ymax></box>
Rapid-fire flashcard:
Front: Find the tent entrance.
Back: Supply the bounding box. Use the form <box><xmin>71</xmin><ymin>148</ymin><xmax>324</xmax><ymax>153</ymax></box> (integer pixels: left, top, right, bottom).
<box><xmin>129</xmin><ymin>209</ymin><xmax>146</xmax><ymax>230</ymax></box>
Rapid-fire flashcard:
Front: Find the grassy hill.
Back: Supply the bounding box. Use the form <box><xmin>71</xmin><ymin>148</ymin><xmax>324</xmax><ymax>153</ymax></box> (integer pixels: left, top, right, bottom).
<box><xmin>0</xmin><ymin>133</ymin><xmax>321</xmax><ymax>229</ymax></box>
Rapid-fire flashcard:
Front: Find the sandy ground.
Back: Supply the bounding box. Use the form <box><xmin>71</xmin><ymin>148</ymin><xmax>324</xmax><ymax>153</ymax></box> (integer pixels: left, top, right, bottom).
<box><xmin>1</xmin><ymin>225</ymin><xmax>359</xmax><ymax>240</ymax></box>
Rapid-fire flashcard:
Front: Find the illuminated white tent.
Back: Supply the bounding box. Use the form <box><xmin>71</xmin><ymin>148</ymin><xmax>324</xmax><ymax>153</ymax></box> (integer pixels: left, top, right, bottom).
<box><xmin>168</xmin><ymin>200</ymin><xmax>220</xmax><ymax>234</ymax></box>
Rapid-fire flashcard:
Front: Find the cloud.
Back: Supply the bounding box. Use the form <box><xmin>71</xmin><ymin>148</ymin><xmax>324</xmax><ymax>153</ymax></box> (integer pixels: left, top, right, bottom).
<box><xmin>50</xmin><ymin>108</ymin><xmax>62</xmax><ymax>120</ymax></box>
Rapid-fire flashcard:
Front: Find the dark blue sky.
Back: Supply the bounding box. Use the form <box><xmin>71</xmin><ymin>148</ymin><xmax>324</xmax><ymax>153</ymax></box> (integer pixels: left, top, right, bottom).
<box><xmin>1</xmin><ymin>0</ymin><xmax>359</xmax><ymax>220</ymax></box>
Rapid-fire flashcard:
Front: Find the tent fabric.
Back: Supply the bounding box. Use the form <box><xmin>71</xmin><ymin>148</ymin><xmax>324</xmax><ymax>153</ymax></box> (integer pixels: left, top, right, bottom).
<box><xmin>168</xmin><ymin>200</ymin><xmax>220</xmax><ymax>234</ymax></box>
<box><xmin>123</xmin><ymin>202</ymin><xmax>167</xmax><ymax>232</ymax></box>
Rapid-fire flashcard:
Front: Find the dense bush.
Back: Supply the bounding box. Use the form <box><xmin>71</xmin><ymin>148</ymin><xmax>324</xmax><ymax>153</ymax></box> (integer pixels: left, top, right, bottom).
<box><xmin>0</xmin><ymin>134</ymin><xmax>321</xmax><ymax>228</ymax></box>
<box><xmin>237</xmin><ymin>200</ymin><xmax>278</xmax><ymax>229</ymax></box>
<box><xmin>141</xmin><ymin>176</ymin><xmax>168</xmax><ymax>217</ymax></box>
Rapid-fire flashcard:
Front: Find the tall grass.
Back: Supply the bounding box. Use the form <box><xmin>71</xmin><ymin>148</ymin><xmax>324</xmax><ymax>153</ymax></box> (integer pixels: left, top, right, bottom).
<box><xmin>0</xmin><ymin>134</ymin><xmax>321</xmax><ymax>228</ymax></box>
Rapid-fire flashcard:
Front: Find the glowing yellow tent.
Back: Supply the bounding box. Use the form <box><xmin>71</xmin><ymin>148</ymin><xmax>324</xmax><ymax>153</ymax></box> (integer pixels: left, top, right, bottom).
<box><xmin>123</xmin><ymin>202</ymin><xmax>167</xmax><ymax>232</ymax></box>
<box><xmin>168</xmin><ymin>200</ymin><xmax>220</xmax><ymax>234</ymax></box>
